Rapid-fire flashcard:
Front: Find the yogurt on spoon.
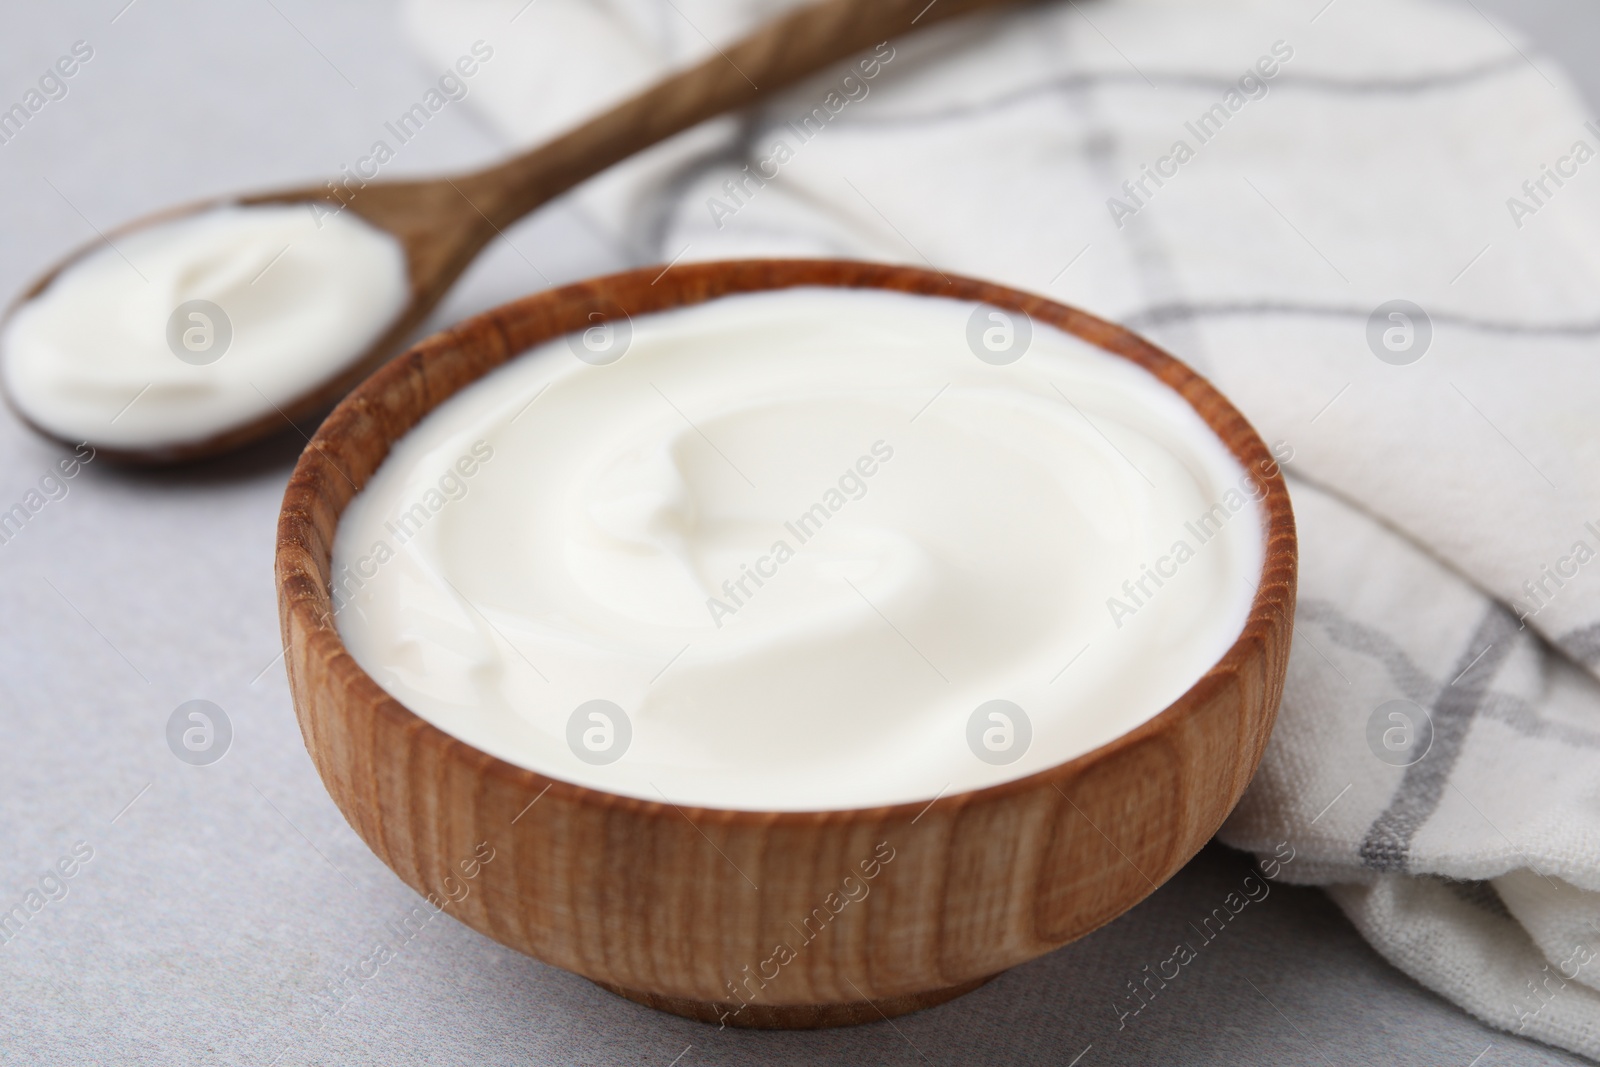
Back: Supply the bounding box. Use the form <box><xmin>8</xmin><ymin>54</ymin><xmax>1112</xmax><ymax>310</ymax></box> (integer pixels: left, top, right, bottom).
<box><xmin>1</xmin><ymin>203</ymin><xmax>408</xmax><ymax>453</ymax></box>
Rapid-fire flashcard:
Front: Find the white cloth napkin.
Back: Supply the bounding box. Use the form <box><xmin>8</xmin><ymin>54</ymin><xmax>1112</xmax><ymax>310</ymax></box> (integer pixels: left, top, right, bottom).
<box><xmin>404</xmin><ymin>0</ymin><xmax>1600</xmax><ymax>1057</ymax></box>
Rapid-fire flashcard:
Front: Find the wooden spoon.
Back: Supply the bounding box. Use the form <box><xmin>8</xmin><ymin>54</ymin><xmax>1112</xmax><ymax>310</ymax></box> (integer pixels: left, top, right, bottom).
<box><xmin>2</xmin><ymin>0</ymin><xmax>1012</xmax><ymax>464</ymax></box>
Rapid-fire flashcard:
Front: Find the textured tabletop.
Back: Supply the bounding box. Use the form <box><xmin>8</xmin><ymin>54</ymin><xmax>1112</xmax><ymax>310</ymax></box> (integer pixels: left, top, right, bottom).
<box><xmin>1</xmin><ymin>1</ymin><xmax>1596</xmax><ymax>1064</ymax></box>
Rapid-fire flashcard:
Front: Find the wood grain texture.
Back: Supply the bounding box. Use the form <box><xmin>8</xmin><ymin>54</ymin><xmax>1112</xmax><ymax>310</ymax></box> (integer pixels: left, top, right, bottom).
<box><xmin>1</xmin><ymin>0</ymin><xmax>1016</xmax><ymax>464</ymax></box>
<box><xmin>275</xmin><ymin>259</ymin><xmax>1298</xmax><ymax>1028</ymax></box>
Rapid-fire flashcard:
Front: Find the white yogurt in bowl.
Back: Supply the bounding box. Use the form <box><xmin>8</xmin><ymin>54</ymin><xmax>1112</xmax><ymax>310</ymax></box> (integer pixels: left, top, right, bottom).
<box><xmin>331</xmin><ymin>287</ymin><xmax>1270</xmax><ymax>811</ymax></box>
<box><xmin>2</xmin><ymin>204</ymin><xmax>408</xmax><ymax>451</ymax></box>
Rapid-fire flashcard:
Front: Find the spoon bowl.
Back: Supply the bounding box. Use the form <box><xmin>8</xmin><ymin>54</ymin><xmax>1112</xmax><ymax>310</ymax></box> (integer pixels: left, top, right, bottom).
<box><xmin>0</xmin><ymin>182</ymin><xmax>489</xmax><ymax>463</ymax></box>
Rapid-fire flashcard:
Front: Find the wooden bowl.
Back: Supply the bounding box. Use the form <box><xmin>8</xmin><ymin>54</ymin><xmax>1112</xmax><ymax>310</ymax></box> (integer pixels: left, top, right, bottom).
<box><xmin>275</xmin><ymin>259</ymin><xmax>1297</xmax><ymax>1029</ymax></box>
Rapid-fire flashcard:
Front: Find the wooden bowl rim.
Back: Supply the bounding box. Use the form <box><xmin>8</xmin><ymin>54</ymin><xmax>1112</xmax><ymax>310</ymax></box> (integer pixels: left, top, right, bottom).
<box><xmin>276</xmin><ymin>257</ymin><xmax>1296</xmax><ymax>825</ymax></box>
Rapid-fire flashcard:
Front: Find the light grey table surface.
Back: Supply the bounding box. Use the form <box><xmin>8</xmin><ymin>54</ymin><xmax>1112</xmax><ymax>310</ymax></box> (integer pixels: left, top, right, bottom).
<box><xmin>1</xmin><ymin>2</ymin><xmax>1596</xmax><ymax>1064</ymax></box>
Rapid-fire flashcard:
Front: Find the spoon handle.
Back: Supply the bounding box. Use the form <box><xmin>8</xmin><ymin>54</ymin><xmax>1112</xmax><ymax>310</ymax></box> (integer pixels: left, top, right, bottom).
<box><xmin>456</xmin><ymin>0</ymin><xmax>1014</xmax><ymax>226</ymax></box>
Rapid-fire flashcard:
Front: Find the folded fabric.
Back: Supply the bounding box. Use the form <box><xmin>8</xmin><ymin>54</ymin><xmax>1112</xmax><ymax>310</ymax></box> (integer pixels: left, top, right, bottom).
<box><xmin>404</xmin><ymin>0</ymin><xmax>1600</xmax><ymax>1057</ymax></box>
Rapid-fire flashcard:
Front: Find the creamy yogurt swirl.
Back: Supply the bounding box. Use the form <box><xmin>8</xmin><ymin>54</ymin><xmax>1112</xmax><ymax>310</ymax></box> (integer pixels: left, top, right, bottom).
<box><xmin>333</xmin><ymin>288</ymin><xmax>1267</xmax><ymax>811</ymax></box>
<box><xmin>2</xmin><ymin>204</ymin><xmax>408</xmax><ymax>450</ymax></box>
